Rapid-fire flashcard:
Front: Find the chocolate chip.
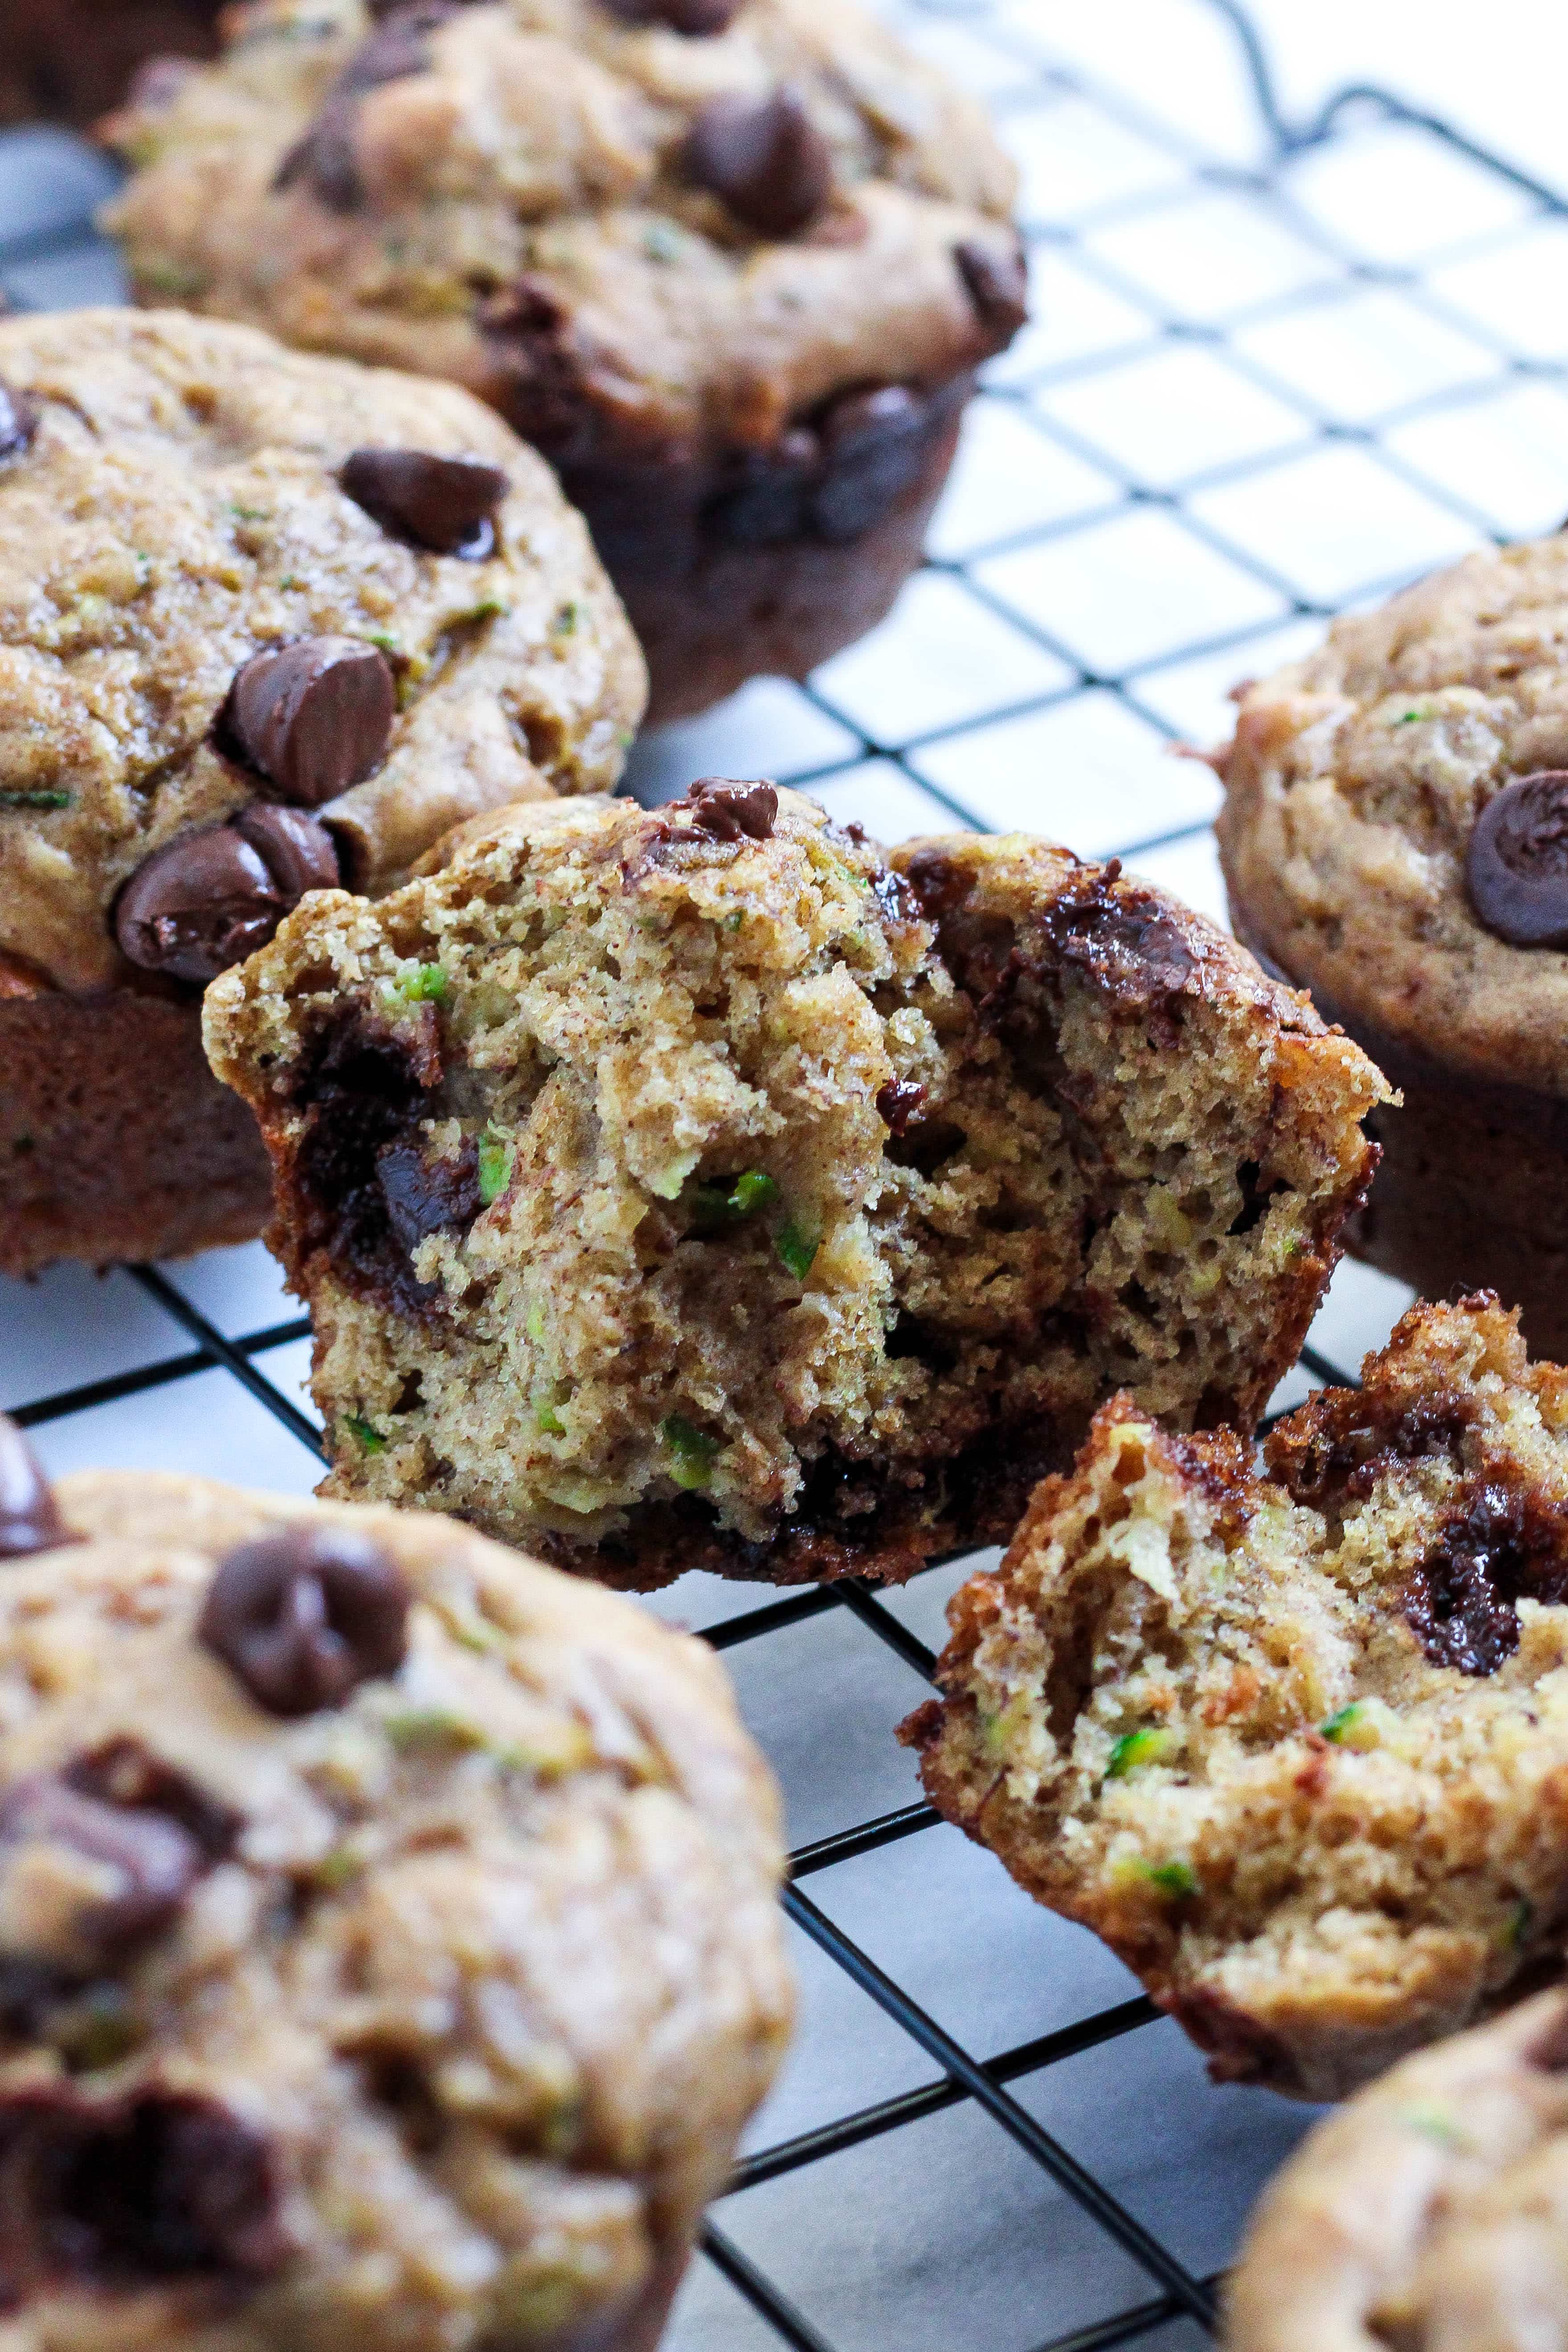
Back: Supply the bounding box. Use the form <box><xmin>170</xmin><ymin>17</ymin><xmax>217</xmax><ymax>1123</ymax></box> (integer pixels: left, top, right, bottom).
<box><xmin>200</xmin><ymin>1527</ymin><xmax>410</xmax><ymax>1718</ymax></box>
<box><xmin>273</xmin><ymin>1</ymin><xmax>459</xmax><ymax>211</ymax></box>
<box><xmin>223</xmin><ymin>637</ymin><xmax>395</xmax><ymax>808</ymax></box>
<box><xmin>683</xmin><ymin>86</ymin><xmax>831</xmax><ymax>239</ymax></box>
<box><xmin>1400</xmin><ymin>1480</ymin><xmax>1568</xmax><ymax>1676</ymax></box>
<box><xmin>954</xmin><ymin>238</ymin><xmax>1029</xmax><ymax>348</ymax></box>
<box><xmin>810</xmin><ymin>384</ymin><xmax>930</xmax><ymax>543</ymax></box>
<box><xmin>1467</xmin><ymin>771</ymin><xmax>1568</xmax><ymax>948</ymax></box>
<box><xmin>876</xmin><ymin>1079</ymin><xmax>927</xmax><ymax>1137</ymax></box>
<box><xmin>0</xmin><ymin>1778</ymin><xmax>203</xmax><ymax>1967</ymax></box>
<box><xmin>0</xmin><ymin>1417</ymin><xmax>69</xmax><ymax>1561</ymax></box>
<box><xmin>340</xmin><ymin>448</ymin><xmax>509</xmax><ymax>558</ymax></box>
<box><xmin>273</xmin><ymin>103</ymin><xmax>363</xmax><ymax>211</ymax></box>
<box><xmin>114</xmin><ymin>807</ymin><xmax>340</xmax><ymax>985</ymax></box>
<box><xmin>0</xmin><ymin>2087</ymin><xmax>285</xmax><ymax>2296</ymax></box>
<box><xmin>376</xmin><ymin>1137</ymin><xmax>480</xmax><ymax>1255</ymax></box>
<box><xmin>0</xmin><ymin>379</ymin><xmax>37</xmax><ymax>465</ymax></box>
<box><xmin>602</xmin><ymin>0</ymin><xmax>742</xmax><ymax>25</ymax></box>
<box><xmin>680</xmin><ymin>778</ymin><xmax>779</xmax><ymax>840</ymax></box>
<box><xmin>230</xmin><ymin>803</ymin><xmax>341</xmax><ymax>903</ymax></box>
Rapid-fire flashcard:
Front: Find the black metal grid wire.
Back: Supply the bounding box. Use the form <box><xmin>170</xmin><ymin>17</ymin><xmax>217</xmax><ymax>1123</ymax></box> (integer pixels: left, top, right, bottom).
<box><xmin>2</xmin><ymin>2</ymin><xmax>1566</xmax><ymax>2345</ymax></box>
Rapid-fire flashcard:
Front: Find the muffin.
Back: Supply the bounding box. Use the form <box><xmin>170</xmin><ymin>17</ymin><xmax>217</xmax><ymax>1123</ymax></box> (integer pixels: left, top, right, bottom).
<box><xmin>0</xmin><ymin>0</ymin><xmax>221</xmax><ymax>129</ymax></box>
<box><xmin>0</xmin><ymin>305</ymin><xmax>643</xmax><ymax>1278</ymax></box>
<box><xmin>1218</xmin><ymin>536</ymin><xmax>1568</xmax><ymax>1358</ymax></box>
<box><xmin>202</xmin><ymin>783</ymin><xmax>1386</xmax><ymax>1589</ymax></box>
<box><xmin>905</xmin><ymin>1291</ymin><xmax>1568</xmax><ymax>2103</ymax></box>
<box><xmin>1225</xmin><ymin>1985</ymin><xmax>1568</xmax><ymax>2352</ymax></box>
<box><xmin>101</xmin><ymin>0</ymin><xmax>1027</xmax><ymax>724</ymax></box>
<box><xmin>0</xmin><ymin>1410</ymin><xmax>791</xmax><ymax>2348</ymax></box>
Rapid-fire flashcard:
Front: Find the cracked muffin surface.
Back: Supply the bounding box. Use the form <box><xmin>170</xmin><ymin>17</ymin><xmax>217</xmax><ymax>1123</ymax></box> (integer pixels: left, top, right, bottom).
<box><xmin>0</xmin><ymin>1420</ymin><xmax>789</xmax><ymax>2350</ymax></box>
<box><xmin>1225</xmin><ymin>1985</ymin><xmax>1568</xmax><ymax>2352</ymax></box>
<box><xmin>907</xmin><ymin>1294</ymin><xmax>1568</xmax><ymax>2104</ymax></box>
<box><xmin>101</xmin><ymin>0</ymin><xmax>1025</xmax><ymax>718</ymax></box>
<box><xmin>0</xmin><ymin>304</ymin><xmax>641</xmax><ymax>1276</ymax></box>
<box><xmin>203</xmin><ymin>784</ymin><xmax>1385</xmax><ymax>1589</ymax></box>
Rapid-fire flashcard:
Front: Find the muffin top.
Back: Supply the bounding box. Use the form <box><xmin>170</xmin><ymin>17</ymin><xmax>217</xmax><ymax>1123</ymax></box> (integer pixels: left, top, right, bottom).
<box><xmin>0</xmin><ymin>307</ymin><xmax>643</xmax><ymax>997</ymax></box>
<box><xmin>1217</xmin><ymin>537</ymin><xmax>1568</xmax><ymax>1096</ymax></box>
<box><xmin>103</xmin><ymin>0</ymin><xmax>1024</xmax><ymax>473</ymax></box>
<box><xmin>1225</xmin><ymin>1985</ymin><xmax>1568</xmax><ymax>2352</ymax></box>
<box><xmin>0</xmin><ymin>1423</ymin><xmax>789</xmax><ymax>2347</ymax></box>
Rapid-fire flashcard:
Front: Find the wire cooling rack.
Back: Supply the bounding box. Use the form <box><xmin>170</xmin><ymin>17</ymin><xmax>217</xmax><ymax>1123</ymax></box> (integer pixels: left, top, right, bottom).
<box><xmin>4</xmin><ymin>4</ymin><xmax>1568</xmax><ymax>2346</ymax></box>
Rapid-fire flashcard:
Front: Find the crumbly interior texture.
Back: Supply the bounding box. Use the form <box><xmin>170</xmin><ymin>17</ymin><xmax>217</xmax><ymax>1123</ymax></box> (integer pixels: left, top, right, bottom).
<box><xmin>0</xmin><ymin>307</ymin><xmax>642</xmax><ymax>995</ymax></box>
<box><xmin>0</xmin><ymin>1469</ymin><xmax>789</xmax><ymax>2351</ymax></box>
<box><xmin>1225</xmin><ymin>1987</ymin><xmax>1568</xmax><ymax>2352</ymax></box>
<box><xmin>203</xmin><ymin>788</ymin><xmax>1385</xmax><ymax>1588</ymax></box>
<box><xmin>907</xmin><ymin>1294</ymin><xmax>1568</xmax><ymax>2102</ymax></box>
<box><xmin>103</xmin><ymin>0</ymin><xmax>1018</xmax><ymax>470</ymax></box>
<box><xmin>1218</xmin><ymin>537</ymin><xmax>1568</xmax><ymax>1093</ymax></box>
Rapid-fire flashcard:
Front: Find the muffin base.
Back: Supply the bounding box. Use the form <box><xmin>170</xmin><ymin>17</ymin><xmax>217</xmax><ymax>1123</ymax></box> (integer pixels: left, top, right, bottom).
<box><xmin>1230</xmin><ymin>915</ymin><xmax>1568</xmax><ymax>1360</ymax></box>
<box><xmin>1</xmin><ymin>987</ymin><xmax>272</xmax><ymax>1277</ymax></box>
<box><xmin>0</xmin><ymin>0</ymin><xmax>220</xmax><ymax>126</ymax></box>
<box><xmin>554</xmin><ymin>378</ymin><xmax>969</xmax><ymax>727</ymax></box>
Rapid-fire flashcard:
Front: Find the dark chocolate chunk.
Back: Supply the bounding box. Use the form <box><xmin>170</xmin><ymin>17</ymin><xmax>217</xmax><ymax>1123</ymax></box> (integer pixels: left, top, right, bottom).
<box><xmin>376</xmin><ymin>1137</ymin><xmax>480</xmax><ymax>1255</ymax></box>
<box><xmin>223</xmin><ymin>637</ymin><xmax>396</xmax><ymax>808</ymax></box>
<box><xmin>1402</xmin><ymin>1479</ymin><xmax>1568</xmax><ymax>1676</ymax></box>
<box><xmin>681</xmin><ymin>777</ymin><xmax>778</xmax><ymax>840</ymax></box>
<box><xmin>114</xmin><ymin>826</ymin><xmax>284</xmax><ymax>985</ymax></box>
<box><xmin>0</xmin><ymin>2087</ymin><xmax>285</xmax><ymax>2298</ymax></box>
<box><xmin>1467</xmin><ymin>771</ymin><xmax>1568</xmax><ymax>948</ymax></box>
<box><xmin>0</xmin><ymin>1417</ymin><xmax>69</xmax><ymax>1561</ymax></box>
<box><xmin>340</xmin><ymin>447</ymin><xmax>509</xmax><ymax>558</ymax></box>
<box><xmin>200</xmin><ymin>1527</ymin><xmax>410</xmax><ymax>1717</ymax></box>
<box><xmin>0</xmin><ymin>379</ymin><xmax>37</xmax><ymax>466</ymax></box>
<box><xmin>65</xmin><ymin>1741</ymin><xmax>240</xmax><ymax>1866</ymax></box>
<box><xmin>0</xmin><ymin>1777</ymin><xmax>203</xmax><ymax>1964</ymax></box>
<box><xmin>289</xmin><ymin>1006</ymin><xmax>451</xmax><ymax>1316</ymax></box>
<box><xmin>875</xmin><ymin>1079</ymin><xmax>927</xmax><ymax>1137</ymax></box>
<box><xmin>954</xmin><ymin>237</ymin><xmax>1030</xmax><ymax>348</ymax></box>
<box><xmin>273</xmin><ymin>1</ymin><xmax>459</xmax><ymax>210</ymax></box>
<box><xmin>1038</xmin><ymin>860</ymin><xmax>1198</xmax><ymax>1011</ymax></box>
<box><xmin>683</xmin><ymin>86</ymin><xmax>831</xmax><ymax>239</ymax></box>
<box><xmin>230</xmin><ymin>803</ymin><xmax>341</xmax><ymax>903</ymax></box>
<box><xmin>476</xmin><ymin>277</ymin><xmax>587</xmax><ymax>458</ymax></box>
<box><xmin>810</xmin><ymin>384</ymin><xmax>930</xmax><ymax>543</ymax></box>
<box><xmin>601</xmin><ymin>0</ymin><xmax>742</xmax><ymax>25</ymax></box>
<box><xmin>114</xmin><ymin>806</ymin><xmax>340</xmax><ymax>985</ymax></box>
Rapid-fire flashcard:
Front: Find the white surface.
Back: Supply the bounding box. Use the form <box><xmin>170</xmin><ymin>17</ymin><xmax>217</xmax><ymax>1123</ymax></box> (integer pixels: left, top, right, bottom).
<box><xmin>3</xmin><ymin>4</ymin><xmax>1564</xmax><ymax>2347</ymax></box>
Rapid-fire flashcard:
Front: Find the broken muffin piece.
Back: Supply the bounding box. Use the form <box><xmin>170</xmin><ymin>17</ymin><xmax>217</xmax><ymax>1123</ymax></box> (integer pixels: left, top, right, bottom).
<box><xmin>905</xmin><ymin>1293</ymin><xmax>1568</xmax><ymax>2103</ymax></box>
<box><xmin>203</xmin><ymin>784</ymin><xmax>1387</xmax><ymax>1589</ymax></box>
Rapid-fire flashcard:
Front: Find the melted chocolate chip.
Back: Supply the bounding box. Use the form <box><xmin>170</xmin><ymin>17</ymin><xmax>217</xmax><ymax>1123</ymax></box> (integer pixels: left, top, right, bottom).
<box><xmin>1467</xmin><ymin>772</ymin><xmax>1568</xmax><ymax>948</ymax></box>
<box><xmin>683</xmin><ymin>86</ymin><xmax>831</xmax><ymax>238</ymax></box>
<box><xmin>200</xmin><ymin>1527</ymin><xmax>410</xmax><ymax>1718</ymax></box>
<box><xmin>340</xmin><ymin>448</ymin><xmax>509</xmax><ymax>558</ymax></box>
<box><xmin>1403</xmin><ymin>1480</ymin><xmax>1568</xmax><ymax>1676</ymax></box>
<box><xmin>812</xmin><ymin>385</ymin><xmax>930</xmax><ymax>542</ymax></box>
<box><xmin>954</xmin><ymin>238</ymin><xmax>1030</xmax><ymax>348</ymax></box>
<box><xmin>1038</xmin><ymin>859</ymin><xmax>1197</xmax><ymax>1014</ymax></box>
<box><xmin>681</xmin><ymin>777</ymin><xmax>778</xmax><ymax>840</ymax></box>
<box><xmin>290</xmin><ymin>1006</ymin><xmax>450</xmax><ymax>1314</ymax></box>
<box><xmin>376</xmin><ymin>1137</ymin><xmax>480</xmax><ymax>1256</ymax></box>
<box><xmin>876</xmin><ymin>1079</ymin><xmax>927</xmax><ymax>1137</ymax></box>
<box><xmin>0</xmin><ymin>379</ymin><xmax>37</xmax><ymax>465</ymax></box>
<box><xmin>601</xmin><ymin>0</ymin><xmax>742</xmax><ymax>24</ymax></box>
<box><xmin>0</xmin><ymin>1778</ymin><xmax>203</xmax><ymax>1967</ymax></box>
<box><xmin>0</xmin><ymin>2088</ymin><xmax>285</xmax><ymax>2299</ymax></box>
<box><xmin>0</xmin><ymin>1418</ymin><xmax>69</xmax><ymax>1561</ymax></box>
<box><xmin>223</xmin><ymin>637</ymin><xmax>395</xmax><ymax>808</ymax></box>
<box><xmin>114</xmin><ymin>808</ymin><xmax>341</xmax><ymax>985</ymax></box>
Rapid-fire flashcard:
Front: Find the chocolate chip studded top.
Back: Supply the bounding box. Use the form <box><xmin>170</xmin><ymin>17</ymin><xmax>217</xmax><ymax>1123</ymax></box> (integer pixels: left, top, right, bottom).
<box><xmin>0</xmin><ymin>1465</ymin><xmax>791</xmax><ymax>2348</ymax></box>
<box><xmin>0</xmin><ymin>307</ymin><xmax>644</xmax><ymax>996</ymax></box>
<box><xmin>1219</xmin><ymin>535</ymin><xmax>1568</xmax><ymax>1096</ymax></box>
<box><xmin>103</xmin><ymin>0</ymin><xmax>1022</xmax><ymax>476</ymax></box>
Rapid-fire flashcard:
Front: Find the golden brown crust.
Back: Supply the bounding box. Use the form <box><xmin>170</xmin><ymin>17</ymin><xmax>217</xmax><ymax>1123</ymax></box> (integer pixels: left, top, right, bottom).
<box><xmin>0</xmin><ymin>1463</ymin><xmax>791</xmax><ymax>2349</ymax></box>
<box><xmin>909</xmin><ymin>1295</ymin><xmax>1568</xmax><ymax>2101</ymax></box>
